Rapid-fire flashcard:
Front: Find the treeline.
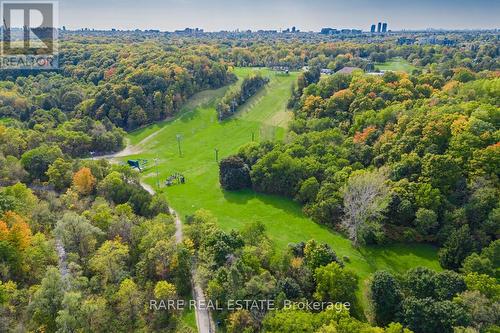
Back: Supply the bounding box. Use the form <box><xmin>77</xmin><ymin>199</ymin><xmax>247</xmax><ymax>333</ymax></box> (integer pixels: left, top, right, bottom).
<box><xmin>217</xmin><ymin>72</ymin><xmax>269</xmax><ymax>120</ymax></box>
<box><xmin>369</xmin><ymin>240</ymin><xmax>500</xmax><ymax>333</ymax></box>
<box><xmin>1</xmin><ymin>34</ymin><xmax>497</xmax><ymax>133</ymax></box>
<box><xmin>62</xmin><ymin>41</ymin><xmax>236</xmax><ymax>130</ymax></box>
<box><xmin>0</xmin><ymin>41</ymin><xmax>236</xmax><ymax>131</ymax></box>
<box><xmin>188</xmin><ymin>208</ymin><xmax>499</xmax><ymax>333</ymax></box>
<box><xmin>51</xmin><ymin>30</ymin><xmax>500</xmax><ymax>73</ymax></box>
<box><xmin>0</xmin><ymin>77</ymin><xmax>194</xmax><ymax>331</ymax></box>
<box><xmin>0</xmin><ymin>117</ymin><xmax>125</xmax><ymax>192</ymax></box>
<box><xmin>0</xmin><ymin>157</ymin><xmax>197</xmax><ymax>332</ymax></box>
<box><xmin>0</xmin><ymin>117</ymin><xmax>124</xmax><ymax>160</ymax></box>
<box><xmin>187</xmin><ymin>210</ymin><xmax>397</xmax><ymax>332</ymax></box>
<box><xmin>226</xmin><ymin>37</ymin><xmax>498</xmax><ymax>72</ymax></box>
<box><xmin>220</xmin><ymin>64</ymin><xmax>499</xmax><ymax>271</ymax></box>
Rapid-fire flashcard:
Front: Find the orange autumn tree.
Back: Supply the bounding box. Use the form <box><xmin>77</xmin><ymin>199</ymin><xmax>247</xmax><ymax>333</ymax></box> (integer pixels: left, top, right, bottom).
<box><xmin>0</xmin><ymin>220</ymin><xmax>8</xmax><ymax>240</ymax></box>
<box><xmin>73</xmin><ymin>167</ymin><xmax>96</xmax><ymax>195</ymax></box>
<box><xmin>353</xmin><ymin>126</ymin><xmax>377</xmax><ymax>144</ymax></box>
<box><xmin>0</xmin><ymin>211</ymin><xmax>32</xmax><ymax>250</ymax></box>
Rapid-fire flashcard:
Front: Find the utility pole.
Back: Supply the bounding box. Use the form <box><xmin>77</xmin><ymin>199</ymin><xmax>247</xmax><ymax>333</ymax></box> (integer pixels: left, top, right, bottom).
<box><xmin>153</xmin><ymin>157</ymin><xmax>160</xmax><ymax>189</ymax></box>
<box><xmin>215</xmin><ymin>148</ymin><xmax>219</xmax><ymax>162</ymax></box>
<box><xmin>176</xmin><ymin>134</ymin><xmax>182</xmax><ymax>157</ymax></box>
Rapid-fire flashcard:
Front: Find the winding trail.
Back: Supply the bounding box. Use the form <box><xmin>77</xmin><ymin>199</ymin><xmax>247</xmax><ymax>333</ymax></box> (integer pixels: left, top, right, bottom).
<box><xmin>105</xmin><ymin>152</ymin><xmax>214</xmax><ymax>333</ymax></box>
<box><xmin>93</xmin><ymin>70</ymin><xmax>441</xmax><ymax>326</ymax></box>
<box><xmin>94</xmin><ymin>139</ymin><xmax>133</xmax><ymax>160</ymax></box>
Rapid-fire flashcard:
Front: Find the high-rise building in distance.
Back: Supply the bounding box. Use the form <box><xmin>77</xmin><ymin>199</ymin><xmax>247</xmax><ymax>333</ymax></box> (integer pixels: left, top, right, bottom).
<box><xmin>382</xmin><ymin>23</ymin><xmax>387</xmax><ymax>33</ymax></box>
<box><xmin>371</xmin><ymin>24</ymin><xmax>376</xmax><ymax>33</ymax></box>
<box><xmin>377</xmin><ymin>22</ymin><xmax>382</xmax><ymax>33</ymax></box>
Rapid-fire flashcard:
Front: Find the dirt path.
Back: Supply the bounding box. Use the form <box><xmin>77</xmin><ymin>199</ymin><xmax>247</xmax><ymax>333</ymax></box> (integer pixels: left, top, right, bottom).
<box><xmin>139</xmin><ymin>181</ymin><xmax>155</xmax><ymax>195</ymax></box>
<box><xmin>93</xmin><ymin>138</ymin><xmax>137</xmax><ymax>160</ymax></box>
<box><xmin>141</xmin><ymin>182</ymin><xmax>214</xmax><ymax>333</ymax></box>
<box><xmin>102</xmin><ymin>146</ymin><xmax>214</xmax><ymax>333</ymax></box>
<box><xmin>170</xmin><ymin>207</ymin><xmax>183</xmax><ymax>244</ymax></box>
<box><xmin>94</xmin><ymin>127</ymin><xmax>162</xmax><ymax>161</ymax></box>
<box><xmin>97</xmin><ymin>87</ymin><xmax>227</xmax><ymax>332</ymax></box>
<box><xmin>191</xmin><ymin>272</ymin><xmax>215</xmax><ymax>333</ymax></box>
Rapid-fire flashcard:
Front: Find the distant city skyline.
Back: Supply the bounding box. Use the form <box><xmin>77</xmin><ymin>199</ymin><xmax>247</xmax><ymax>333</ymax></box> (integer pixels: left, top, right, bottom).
<box><xmin>60</xmin><ymin>0</ymin><xmax>499</xmax><ymax>31</ymax></box>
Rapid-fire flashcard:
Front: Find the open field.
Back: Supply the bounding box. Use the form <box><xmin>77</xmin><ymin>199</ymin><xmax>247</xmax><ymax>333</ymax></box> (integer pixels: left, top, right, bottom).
<box><xmin>121</xmin><ymin>67</ymin><xmax>440</xmax><ymax>306</ymax></box>
<box><xmin>375</xmin><ymin>57</ymin><xmax>417</xmax><ymax>73</ymax></box>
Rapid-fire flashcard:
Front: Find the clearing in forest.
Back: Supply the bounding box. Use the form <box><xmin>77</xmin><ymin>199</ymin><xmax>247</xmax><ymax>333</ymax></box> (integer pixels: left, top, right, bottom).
<box><xmin>122</xmin><ymin>67</ymin><xmax>440</xmax><ymax>304</ymax></box>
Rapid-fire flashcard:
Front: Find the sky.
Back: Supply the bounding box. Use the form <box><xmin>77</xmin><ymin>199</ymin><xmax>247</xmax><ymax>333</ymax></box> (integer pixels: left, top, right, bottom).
<box><xmin>59</xmin><ymin>0</ymin><xmax>500</xmax><ymax>31</ymax></box>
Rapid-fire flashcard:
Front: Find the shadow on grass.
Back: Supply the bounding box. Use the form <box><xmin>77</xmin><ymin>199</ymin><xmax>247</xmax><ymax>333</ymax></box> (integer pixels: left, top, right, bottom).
<box><xmin>222</xmin><ymin>188</ymin><xmax>310</xmax><ymax>220</ymax></box>
<box><xmin>358</xmin><ymin>242</ymin><xmax>441</xmax><ymax>274</ymax></box>
<box><xmin>222</xmin><ymin>188</ymin><xmax>440</xmax><ymax>274</ymax></box>
<box><xmin>221</xmin><ymin>188</ymin><xmax>255</xmax><ymax>204</ymax></box>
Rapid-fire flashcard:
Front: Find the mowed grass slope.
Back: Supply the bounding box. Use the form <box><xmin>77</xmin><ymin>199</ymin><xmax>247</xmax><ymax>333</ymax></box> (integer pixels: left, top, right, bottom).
<box><xmin>123</xmin><ymin>67</ymin><xmax>440</xmax><ymax>303</ymax></box>
<box><xmin>375</xmin><ymin>57</ymin><xmax>417</xmax><ymax>73</ymax></box>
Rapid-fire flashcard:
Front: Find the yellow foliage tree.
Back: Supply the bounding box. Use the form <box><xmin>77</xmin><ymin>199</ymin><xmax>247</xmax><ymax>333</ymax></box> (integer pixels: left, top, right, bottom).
<box><xmin>154</xmin><ymin>281</ymin><xmax>177</xmax><ymax>300</ymax></box>
<box><xmin>0</xmin><ymin>211</ymin><xmax>32</xmax><ymax>249</ymax></box>
<box><xmin>0</xmin><ymin>221</ymin><xmax>8</xmax><ymax>241</ymax></box>
<box><xmin>73</xmin><ymin>167</ymin><xmax>96</xmax><ymax>195</ymax></box>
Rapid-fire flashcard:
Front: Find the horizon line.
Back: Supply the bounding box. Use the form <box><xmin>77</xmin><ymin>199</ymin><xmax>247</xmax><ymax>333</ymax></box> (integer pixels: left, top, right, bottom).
<box><xmin>58</xmin><ymin>27</ymin><xmax>500</xmax><ymax>33</ymax></box>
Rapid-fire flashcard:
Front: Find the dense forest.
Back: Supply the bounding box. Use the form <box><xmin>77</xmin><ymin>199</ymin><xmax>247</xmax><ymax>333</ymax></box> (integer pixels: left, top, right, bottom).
<box><xmin>231</xmin><ymin>69</ymin><xmax>499</xmax><ymax>259</ymax></box>
<box><xmin>1</xmin><ymin>41</ymin><xmax>236</xmax><ymax>132</ymax></box>
<box><xmin>217</xmin><ymin>34</ymin><xmax>499</xmax><ymax>332</ymax></box>
<box><xmin>0</xmin><ymin>31</ymin><xmax>498</xmax><ymax>332</ymax></box>
<box><xmin>219</xmin><ymin>69</ymin><xmax>500</xmax><ymax>331</ymax></box>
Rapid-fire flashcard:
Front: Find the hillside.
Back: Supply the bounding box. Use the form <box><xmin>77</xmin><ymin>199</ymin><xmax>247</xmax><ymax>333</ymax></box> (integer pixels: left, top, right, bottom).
<box><xmin>119</xmin><ymin>68</ymin><xmax>441</xmax><ymax>307</ymax></box>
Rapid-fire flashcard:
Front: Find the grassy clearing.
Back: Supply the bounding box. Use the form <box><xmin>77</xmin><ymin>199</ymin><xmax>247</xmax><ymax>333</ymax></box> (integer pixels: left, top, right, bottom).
<box><xmin>181</xmin><ymin>303</ymin><xmax>197</xmax><ymax>330</ymax></box>
<box><xmin>375</xmin><ymin>57</ymin><xmax>417</xmax><ymax>73</ymax></box>
<box><xmin>122</xmin><ymin>67</ymin><xmax>440</xmax><ymax>307</ymax></box>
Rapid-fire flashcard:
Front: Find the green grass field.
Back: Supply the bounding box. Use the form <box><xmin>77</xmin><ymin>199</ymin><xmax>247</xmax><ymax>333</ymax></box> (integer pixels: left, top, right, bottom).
<box><xmin>180</xmin><ymin>301</ymin><xmax>197</xmax><ymax>330</ymax></box>
<box><xmin>122</xmin><ymin>67</ymin><xmax>440</xmax><ymax>308</ymax></box>
<box><xmin>375</xmin><ymin>57</ymin><xmax>417</xmax><ymax>73</ymax></box>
